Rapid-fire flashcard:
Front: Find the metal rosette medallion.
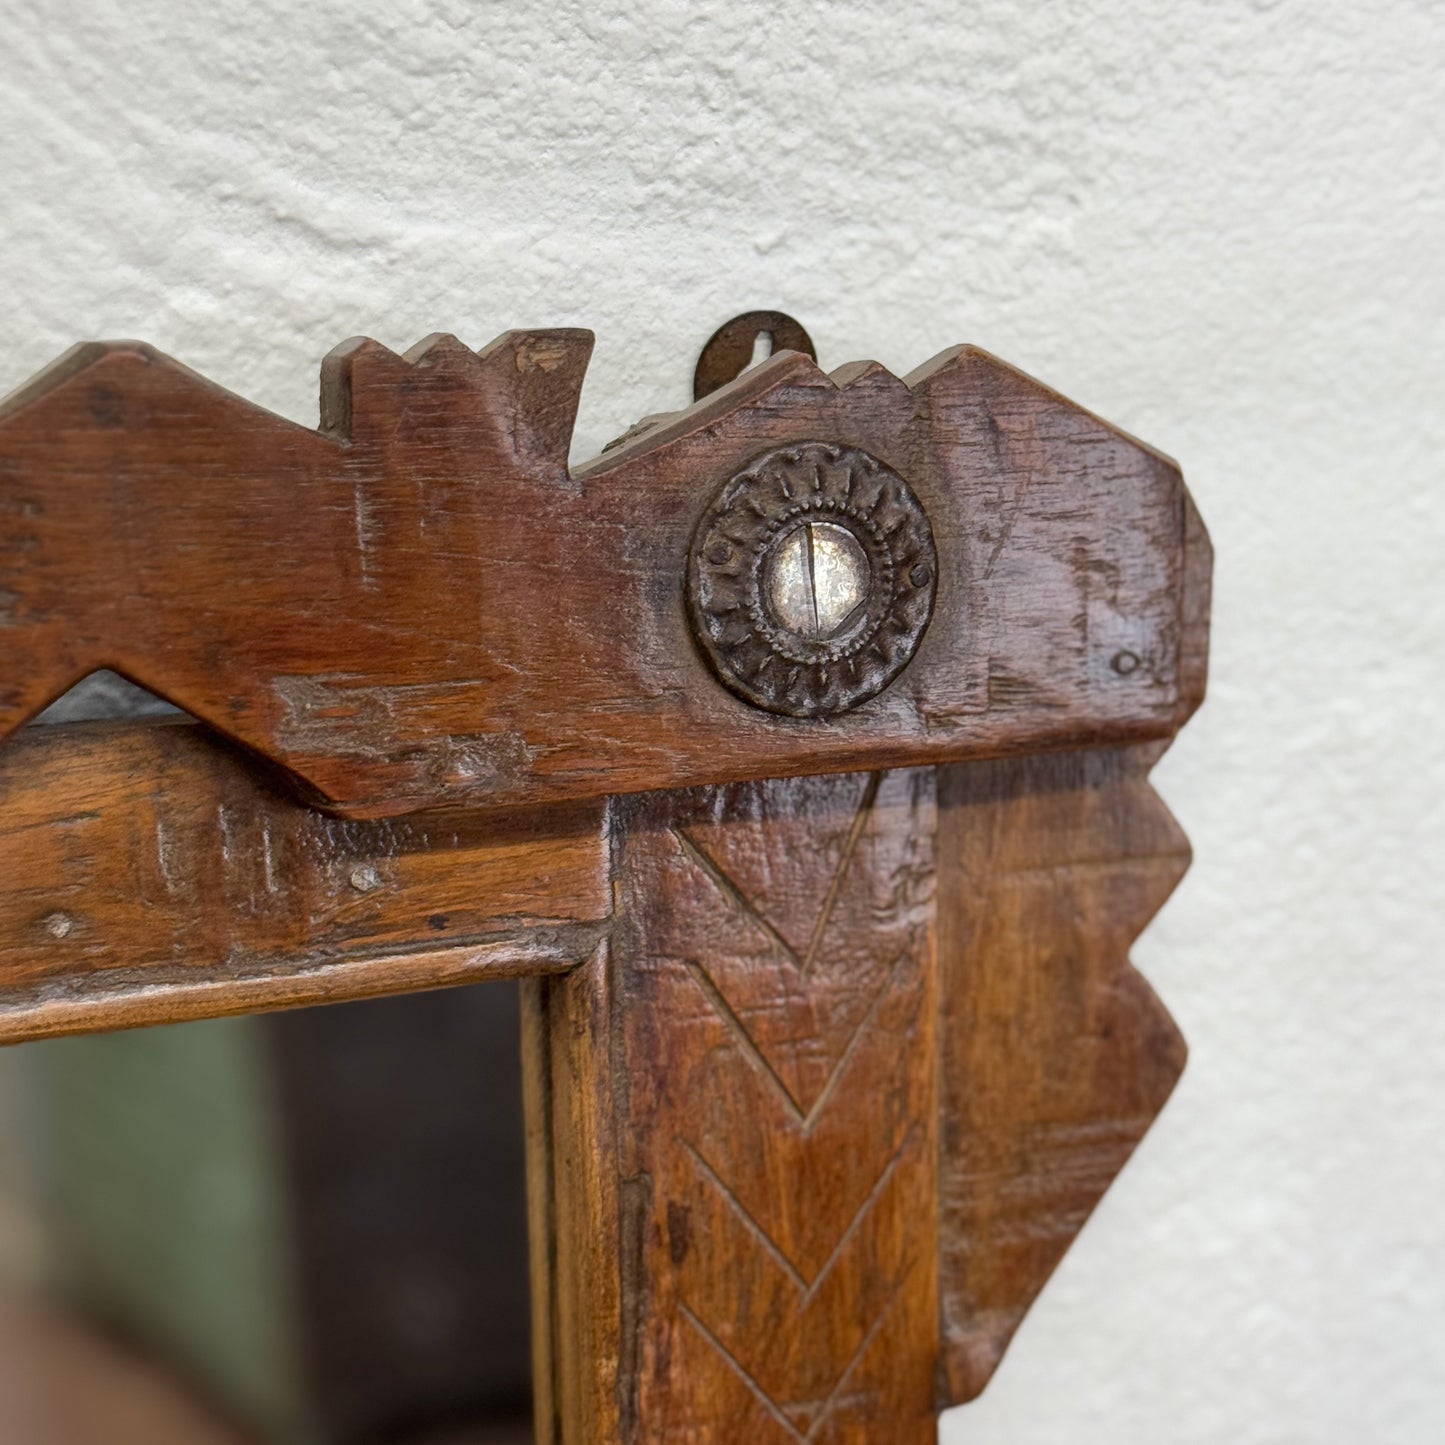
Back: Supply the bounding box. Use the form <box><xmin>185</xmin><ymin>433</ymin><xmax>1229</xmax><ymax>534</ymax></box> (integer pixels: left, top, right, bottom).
<box><xmin>687</xmin><ymin>441</ymin><xmax>937</xmax><ymax>717</ymax></box>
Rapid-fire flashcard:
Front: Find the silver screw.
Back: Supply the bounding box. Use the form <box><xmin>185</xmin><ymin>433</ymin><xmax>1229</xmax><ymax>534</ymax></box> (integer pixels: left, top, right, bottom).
<box><xmin>349</xmin><ymin>864</ymin><xmax>381</xmax><ymax>893</ymax></box>
<box><xmin>43</xmin><ymin>912</ymin><xmax>73</xmax><ymax>939</ymax></box>
<box><xmin>766</xmin><ymin>522</ymin><xmax>869</xmax><ymax>640</ymax></box>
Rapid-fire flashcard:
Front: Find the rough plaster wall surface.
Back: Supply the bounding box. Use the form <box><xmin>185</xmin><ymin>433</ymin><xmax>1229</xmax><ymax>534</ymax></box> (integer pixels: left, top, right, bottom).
<box><xmin>0</xmin><ymin>0</ymin><xmax>1441</xmax><ymax>1439</ymax></box>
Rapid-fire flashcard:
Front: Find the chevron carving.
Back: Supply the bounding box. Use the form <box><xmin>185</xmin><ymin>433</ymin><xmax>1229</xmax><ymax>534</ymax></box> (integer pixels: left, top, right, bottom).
<box><xmin>613</xmin><ymin>768</ymin><xmax>939</xmax><ymax>1443</ymax></box>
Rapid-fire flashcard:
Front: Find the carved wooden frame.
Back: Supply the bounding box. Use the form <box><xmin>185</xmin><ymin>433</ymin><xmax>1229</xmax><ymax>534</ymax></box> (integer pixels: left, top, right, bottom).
<box><xmin>0</xmin><ymin>316</ymin><xmax>1209</xmax><ymax>1442</ymax></box>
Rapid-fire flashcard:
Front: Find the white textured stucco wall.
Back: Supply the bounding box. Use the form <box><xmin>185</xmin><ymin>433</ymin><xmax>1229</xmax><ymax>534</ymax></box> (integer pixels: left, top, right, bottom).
<box><xmin>2</xmin><ymin>1</ymin><xmax>1443</xmax><ymax>1439</ymax></box>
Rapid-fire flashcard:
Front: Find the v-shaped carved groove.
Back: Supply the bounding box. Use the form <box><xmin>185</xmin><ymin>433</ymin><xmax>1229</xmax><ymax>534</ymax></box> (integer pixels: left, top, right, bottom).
<box><xmin>679</xmin><ymin>1139</ymin><xmax>810</xmax><ymax>1292</ymax></box>
<box><xmin>683</xmin><ymin>1125</ymin><xmax>919</xmax><ymax>1304</ymax></box>
<box><xmin>674</xmin><ymin>829</ymin><xmax>803</xmax><ymax>969</ymax></box>
<box><xmin>680</xmin><ymin>1267</ymin><xmax>912</xmax><ymax>1443</ymax></box>
<box><xmin>583</xmin><ymin>770</ymin><xmax>942</xmax><ymax>1438</ymax></box>
<box><xmin>683</xmin><ymin>951</ymin><xmax>908</xmax><ymax>1130</ymax></box>
<box><xmin>674</xmin><ymin>772</ymin><xmax>881</xmax><ymax>978</ymax></box>
<box><xmin>682</xmin><ymin>958</ymin><xmax>809</xmax><ymax>1122</ymax></box>
<box><xmin>679</xmin><ymin>1304</ymin><xmax>807</xmax><ymax>1442</ymax></box>
<box><xmin>801</xmin><ymin>771</ymin><xmax>881</xmax><ymax>975</ymax></box>
<box><xmin>792</xmin><ymin>1267</ymin><xmax>912</xmax><ymax>1439</ymax></box>
<box><xmin>667</xmin><ymin>772</ymin><xmax>899</xmax><ymax>1126</ymax></box>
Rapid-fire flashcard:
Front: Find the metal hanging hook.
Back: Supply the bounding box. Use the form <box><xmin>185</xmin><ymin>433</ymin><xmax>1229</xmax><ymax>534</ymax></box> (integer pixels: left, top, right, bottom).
<box><xmin>693</xmin><ymin>311</ymin><xmax>817</xmax><ymax>401</ymax></box>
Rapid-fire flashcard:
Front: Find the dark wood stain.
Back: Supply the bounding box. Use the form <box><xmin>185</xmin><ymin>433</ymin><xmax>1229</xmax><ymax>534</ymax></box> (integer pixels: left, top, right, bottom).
<box><xmin>0</xmin><ymin>324</ymin><xmax>1211</xmax><ymax>1441</ymax></box>
<box><xmin>0</xmin><ymin>335</ymin><xmax>1197</xmax><ymax>817</ymax></box>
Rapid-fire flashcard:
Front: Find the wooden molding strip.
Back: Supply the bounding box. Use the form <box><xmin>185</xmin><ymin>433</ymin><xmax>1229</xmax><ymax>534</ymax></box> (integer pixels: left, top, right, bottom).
<box><xmin>936</xmin><ymin>742</ymin><xmax>1192</xmax><ymax>1402</ymax></box>
<box><xmin>0</xmin><ymin>719</ymin><xmax>609</xmax><ymax>1043</ymax></box>
<box><xmin>0</xmin><ymin>334</ymin><xmax>1201</xmax><ymax>816</ymax></box>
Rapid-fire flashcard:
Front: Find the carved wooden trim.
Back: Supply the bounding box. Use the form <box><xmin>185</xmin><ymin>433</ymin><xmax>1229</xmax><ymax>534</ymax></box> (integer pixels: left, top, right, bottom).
<box><xmin>0</xmin><ymin>319</ymin><xmax>1211</xmax><ymax>1440</ymax></box>
<box><xmin>521</xmin><ymin>745</ymin><xmax>1196</xmax><ymax>1440</ymax></box>
<box><xmin>0</xmin><ymin>335</ymin><xmax>1192</xmax><ymax>816</ymax></box>
<box><xmin>526</xmin><ymin>770</ymin><xmax>940</xmax><ymax>1443</ymax></box>
<box><xmin>935</xmin><ymin>743</ymin><xmax>1191</xmax><ymax>1402</ymax></box>
<box><xmin>0</xmin><ymin>719</ymin><xmax>608</xmax><ymax>1042</ymax></box>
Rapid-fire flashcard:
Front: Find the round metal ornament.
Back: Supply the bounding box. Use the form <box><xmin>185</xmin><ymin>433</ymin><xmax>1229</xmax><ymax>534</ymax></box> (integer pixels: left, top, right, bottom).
<box><xmin>687</xmin><ymin>442</ymin><xmax>937</xmax><ymax>717</ymax></box>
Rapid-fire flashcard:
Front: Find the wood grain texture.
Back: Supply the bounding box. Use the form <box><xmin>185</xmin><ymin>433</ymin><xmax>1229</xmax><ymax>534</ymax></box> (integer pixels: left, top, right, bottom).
<box><xmin>934</xmin><ymin>743</ymin><xmax>1191</xmax><ymax>1403</ymax></box>
<box><xmin>0</xmin><ymin>320</ymin><xmax>1213</xmax><ymax>1440</ymax></box>
<box><xmin>0</xmin><ymin>336</ymin><xmax>1192</xmax><ymax>816</ymax></box>
<box><xmin>0</xmin><ymin>719</ymin><xmax>608</xmax><ymax>1043</ymax></box>
<box><xmin>526</xmin><ymin>770</ymin><xmax>939</xmax><ymax>1444</ymax></box>
<box><xmin>522</xmin><ymin>948</ymin><xmax>621</xmax><ymax>1445</ymax></box>
<box><xmin>1178</xmin><ymin>488</ymin><xmax>1213</xmax><ymax>722</ymax></box>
